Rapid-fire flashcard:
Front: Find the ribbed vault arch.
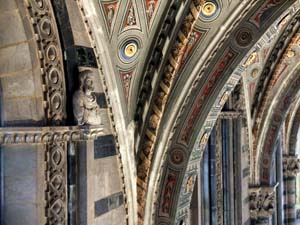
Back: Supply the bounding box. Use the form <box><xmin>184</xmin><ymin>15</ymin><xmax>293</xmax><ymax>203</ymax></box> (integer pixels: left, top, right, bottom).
<box><xmin>136</xmin><ymin>1</ymin><xmax>297</xmax><ymax>225</ymax></box>
<box><xmin>257</xmin><ymin>61</ymin><xmax>300</xmax><ymax>184</ymax></box>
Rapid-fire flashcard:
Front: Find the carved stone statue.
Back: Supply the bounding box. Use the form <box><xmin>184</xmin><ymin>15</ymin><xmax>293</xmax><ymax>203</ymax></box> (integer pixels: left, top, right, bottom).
<box><xmin>73</xmin><ymin>70</ymin><xmax>102</xmax><ymax>125</ymax></box>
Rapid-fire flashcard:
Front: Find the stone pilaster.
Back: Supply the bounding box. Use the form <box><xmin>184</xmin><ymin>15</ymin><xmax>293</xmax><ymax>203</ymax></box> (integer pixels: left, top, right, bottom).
<box><xmin>249</xmin><ymin>185</ymin><xmax>277</xmax><ymax>225</ymax></box>
<box><xmin>282</xmin><ymin>156</ymin><xmax>300</xmax><ymax>225</ymax></box>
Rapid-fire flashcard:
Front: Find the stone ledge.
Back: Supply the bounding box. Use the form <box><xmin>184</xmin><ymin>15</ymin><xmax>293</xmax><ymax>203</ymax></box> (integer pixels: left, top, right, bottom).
<box><xmin>0</xmin><ymin>125</ymin><xmax>104</xmax><ymax>144</ymax></box>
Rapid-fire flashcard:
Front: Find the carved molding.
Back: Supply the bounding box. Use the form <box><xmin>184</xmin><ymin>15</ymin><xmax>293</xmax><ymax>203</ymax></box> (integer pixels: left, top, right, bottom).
<box><xmin>249</xmin><ymin>185</ymin><xmax>277</xmax><ymax>220</ymax></box>
<box><xmin>26</xmin><ymin>0</ymin><xmax>66</xmax><ymax>124</ymax></box>
<box><xmin>45</xmin><ymin>141</ymin><xmax>67</xmax><ymax>224</ymax></box>
<box><xmin>0</xmin><ymin>126</ymin><xmax>104</xmax><ymax>144</ymax></box>
<box><xmin>283</xmin><ymin>156</ymin><xmax>300</xmax><ymax>177</ymax></box>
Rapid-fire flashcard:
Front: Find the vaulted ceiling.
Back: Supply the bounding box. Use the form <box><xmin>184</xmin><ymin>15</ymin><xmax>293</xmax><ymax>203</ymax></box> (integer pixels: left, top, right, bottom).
<box><xmin>1</xmin><ymin>0</ymin><xmax>300</xmax><ymax>225</ymax></box>
<box><xmin>76</xmin><ymin>0</ymin><xmax>300</xmax><ymax>224</ymax></box>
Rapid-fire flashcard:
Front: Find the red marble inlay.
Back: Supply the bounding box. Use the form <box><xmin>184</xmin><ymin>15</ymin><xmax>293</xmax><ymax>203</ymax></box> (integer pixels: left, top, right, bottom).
<box><xmin>103</xmin><ymin>1</ymin><xmax>119</xmax><ymax>30</ymax></box>
<box><xmin>180</xmin><ymin>49</ymin><xmax>236</xmax><ymax>144</ymax></box>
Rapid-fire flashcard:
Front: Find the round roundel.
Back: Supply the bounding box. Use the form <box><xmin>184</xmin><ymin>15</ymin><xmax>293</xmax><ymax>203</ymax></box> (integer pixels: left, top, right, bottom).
<box><xmin>200</xmin><ymin>0</ymin><xmax>220</xmax><ymax>22</ymax></box>
<box><xmin>170</xmin><ymin>149</ymin><xmax>185</xmax><ymax>165</ymax></box>
<box><xmin>236</xmin><ymin>28</ymin><xmax>253</xmax><ymax>47</ymax></box>
<box><xmin>120</xmin><ymin>39</ymin><xmax>139</xmax><ymax>63</ymax></box>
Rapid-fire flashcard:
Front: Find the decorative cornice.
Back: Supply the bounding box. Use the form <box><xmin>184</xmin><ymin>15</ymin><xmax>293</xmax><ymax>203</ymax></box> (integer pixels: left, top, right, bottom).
<box><xmin>0</xmin><ymin>126</ymin><xmax>104</xmax><ymax>144</ymax></box>
<box><xmin>283</xmin><ymin>156</ymin><xmax>300</xmax><ymax>177</ymax></box>
<box><xmin>249</xmin><ymin>185</ymin><xmax>277</xmax><ymax>220</ymax></box>
<box><xmin>26</xmin><ymin>0</ymin><xmax>67</xmax><ymax>125</ymax></box>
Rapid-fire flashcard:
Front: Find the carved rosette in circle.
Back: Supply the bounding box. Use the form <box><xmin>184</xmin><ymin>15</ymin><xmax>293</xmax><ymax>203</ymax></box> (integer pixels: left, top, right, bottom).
<box><xmin>31</xmin><ymin>0</ymin><xmax>46</xmax><ymax>12</ymax></box>
<box><xmin>46</xmin><ymin>44</ymin><xmax>58</xmax><ymax>62</ymax></box>
<box><xmin>170</xmin><ymin>149</ymin><xmax>185</xmax><ymax>165</ymax></box>
<box><xmin>236</xmin><ymin>28</ymin><xmax>253</xmax><ymax>47</ymax></box>
<box><xmin>199</xmin><ymin>0</ymin><xmax>220</xmax><ymax>22</ymax></box>
<box><xmin>48</xmin><ymin>67</ymin><xmax>62</xmax><ymax>88</ymax></box>
<box><xmin>50</xmin><ymin>92</ymin><xmax>63</xmax><ymax>112</ymax></box>
<box><xmin>38</xmin><ymin>17</ymin><xmax>54</xmax><ymax>39</ymax></box>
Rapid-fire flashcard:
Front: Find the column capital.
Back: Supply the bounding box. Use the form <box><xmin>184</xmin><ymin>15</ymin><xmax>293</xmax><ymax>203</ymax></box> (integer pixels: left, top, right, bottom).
<box><xmin>249</xmin><ymin>185</ymin><xmax>277</xmax><ymax>220</ymax></box>
<box><xmin>283</xmin><ymin>155</ymin><xmax>300</xmax><ymax>177</ymax></box>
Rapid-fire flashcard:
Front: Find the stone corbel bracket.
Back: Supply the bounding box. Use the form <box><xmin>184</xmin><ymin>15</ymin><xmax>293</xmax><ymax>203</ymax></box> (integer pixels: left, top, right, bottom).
<box><xmin>0</xmin><ymin>126</ymin><xmax>104</xmax><ymax>144</ymax></box>
<box><xmin>283</xmin><ymin>155</ymin><xmax>300</xmax><ymax>177</ymax></box>
<box><xmin>249</xmin><ymin>184</ymin><xmax>278</xmax><ymax>220</ymax></box>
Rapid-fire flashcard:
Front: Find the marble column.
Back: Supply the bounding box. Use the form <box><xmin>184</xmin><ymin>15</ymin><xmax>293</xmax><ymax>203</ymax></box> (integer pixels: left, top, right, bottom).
<box><xmin>282</xmin><ymin>156</ymin><xmax>300</xmax><ymax>225</ymax></box>
<box><xmin>249</xmin><ymin>186</ymin><xmax>277</xmax><ymax>225</ymax></box>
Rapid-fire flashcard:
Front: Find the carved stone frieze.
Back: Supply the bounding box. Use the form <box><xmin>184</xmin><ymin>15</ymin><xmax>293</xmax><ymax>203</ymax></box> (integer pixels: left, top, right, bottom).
<box><xmin>26</xmin><ymin>0</ymin><xmax>66</xmax><ymax>124</ymax></box>
<box><xmin>0</xmin><ymin>126</ymin><xmax>104</xmax><ymax>144</ymax></box>
<box><xmin>249</xmin><ymin>186</ymin><xmax>277</xmax><ymax>220</ymax></box>
<box><xmin>283</xmin><ymin>156</ymin><xmax>300</xmax><ymax>177</ymax></box>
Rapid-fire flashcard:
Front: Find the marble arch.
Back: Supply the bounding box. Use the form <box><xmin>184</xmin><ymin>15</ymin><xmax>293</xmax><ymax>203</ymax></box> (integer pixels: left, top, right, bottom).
<box><xmin>1</xmin><ymin>0</ymin><xmax>300</xmax><ymax>225</ymax></box>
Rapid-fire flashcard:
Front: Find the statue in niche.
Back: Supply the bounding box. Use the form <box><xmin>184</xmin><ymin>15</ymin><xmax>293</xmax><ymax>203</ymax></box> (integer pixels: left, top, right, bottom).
<box><xmin>73</xmin><ymin>69</ymin><xmax>102</xmax><ymax>125</ymax></box>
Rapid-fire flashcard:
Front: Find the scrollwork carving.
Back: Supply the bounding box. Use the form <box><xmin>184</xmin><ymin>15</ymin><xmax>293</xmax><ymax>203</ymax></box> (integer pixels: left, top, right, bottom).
<box><xmin>26</xmin><ymin>0</ymin><xmax>66</xmax><ymax>124</ymax></box>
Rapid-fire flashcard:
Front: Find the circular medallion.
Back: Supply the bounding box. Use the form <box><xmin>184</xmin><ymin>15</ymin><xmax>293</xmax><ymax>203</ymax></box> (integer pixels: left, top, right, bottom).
<box><xmin>125</xmin><ymin>42</ymin><xmax>137</xmax><ymax>57</ymax></box>
<box><xmin>50</xmin><ymin>92</ymin><xmax>63</xmax><ymax>112</ymax></box>
<box><xmin>200</xmin><ymin>0</ymin><xmax>220</xmax><ymax>22</ymax></box>
<box><xmin>236</xmin><ymin>28</ymin><xmax>253</xmax><ymax>47</ymax></box>
<box><xmin>46</xmin><ymin>44</ymin><xmax>57</xmax><ymax>61</ymax></box>
<box><xmin>202</xmin><ymin>2</ymin><xmax>216</xmax><ymax>17</ymax></box>
<box><xmin>32</xmin><ymin>0</ymin><xmax>45</xmax><ymax>11</ymax></box>
<box><xmin>170</xmin><ymin>149</ymin><xmax>185</xmax><ymax>165</ymax></box>
<box><xmin>48</xmin><ymin>67</ymin><xmax>62</xmax><ymax>88</ymax></box>
<box><xmin>120</xmin><ymin>39</ymin><xmax>140</xmax><ymax>63</ymax></box>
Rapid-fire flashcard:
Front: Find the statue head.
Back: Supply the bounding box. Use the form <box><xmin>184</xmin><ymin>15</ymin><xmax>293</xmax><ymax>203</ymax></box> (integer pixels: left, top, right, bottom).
<box><xmin>79</xmin><ymin>70</ymin><xmax>95</xmax><ymax>94</ymax></box>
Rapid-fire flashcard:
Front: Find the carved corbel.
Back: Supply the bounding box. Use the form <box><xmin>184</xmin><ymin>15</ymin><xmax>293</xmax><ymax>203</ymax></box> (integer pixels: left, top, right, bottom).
<box><xmin>249</xmin><ymin>185</ymin><xmax>277</xmax><ymax>220</ymax></box>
